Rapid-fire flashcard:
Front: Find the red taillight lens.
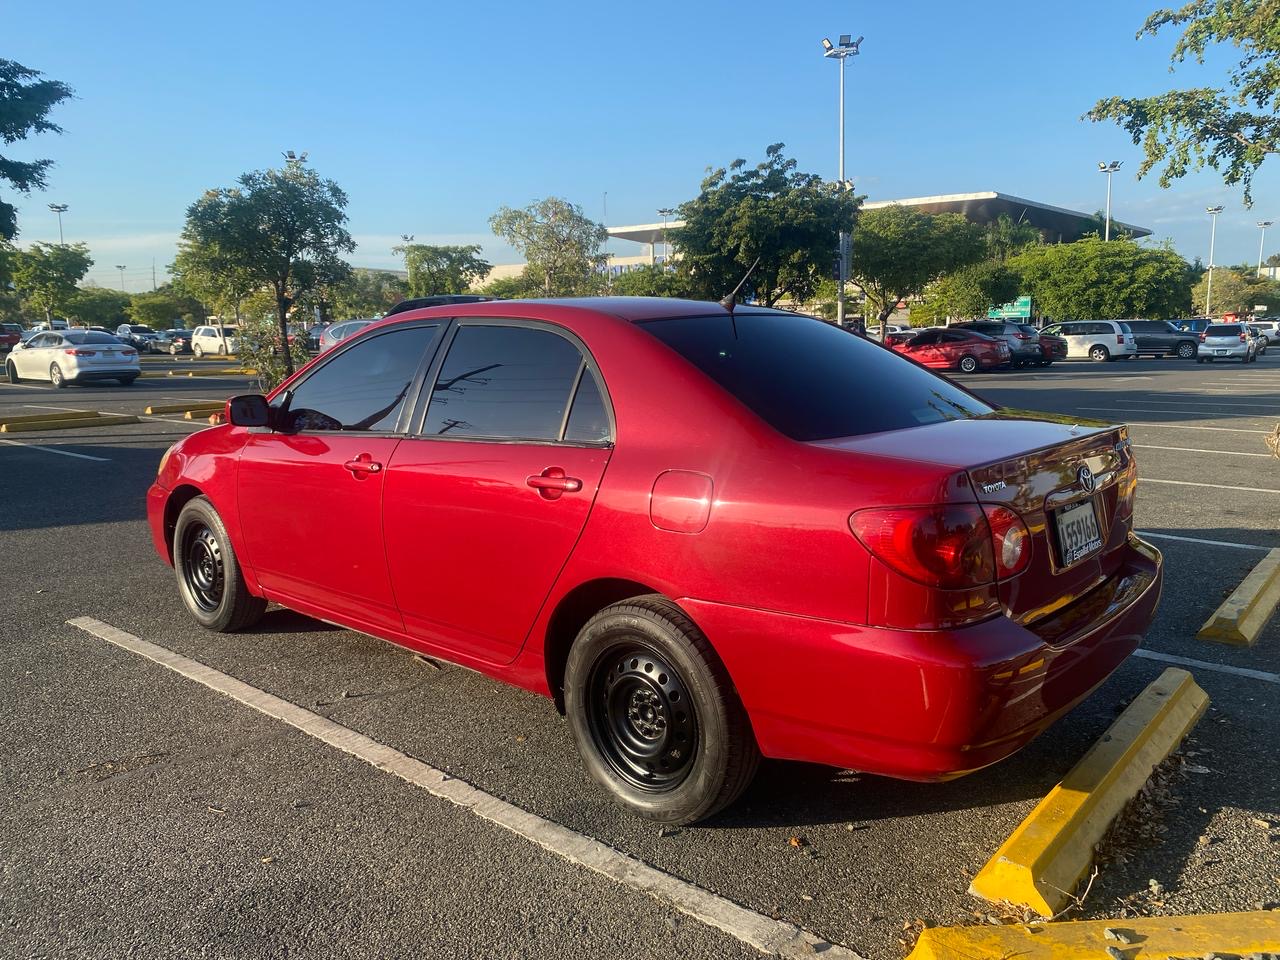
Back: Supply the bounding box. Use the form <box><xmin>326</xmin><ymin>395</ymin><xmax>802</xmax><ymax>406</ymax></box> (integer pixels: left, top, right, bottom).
<box><xmin>982</xmin><ymin>504</ymin><xmax>1031</xmax><ymax>578</ymax></box>
<box><xmin>1240</xmin><ymin>332</ymin><xmax>1248</xmax><ymax>342</ymax></box>
<box><xmin>850</xmin><ymin>505</ymin><xmax>995</xmax><ymax>588</ymax></box>
<box><xmin>121</xmin><ymin>348</ymin><xmax>137</xmax><ymax>356</ymax></box>
<box><xmin>1116</xmin><ymin>333</ymin><xmax>1124</xmax><ymax>345</ymax></box>
<box><xmin>1200</xmin><ymin>332</ymin><xmax>1207</xmax><ymax>342</ymax></box>
<box><xmin>64</xmin><ymin>349</ymin><xmax>96</xmax><ymax>357</ymax></box>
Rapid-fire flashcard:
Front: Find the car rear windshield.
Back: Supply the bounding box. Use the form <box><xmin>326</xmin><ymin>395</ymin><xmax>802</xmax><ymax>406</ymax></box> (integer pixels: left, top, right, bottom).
<box><xmin>65</xmin><ymin>332</ymin><xmax>123</xmax><ymax>345</ymax></box>
<box><xmin>1017</xmin><ymin>324</ymin><xmax>1039</xmax><ymax>335</ymax></box>
<box><xmin>1205</xmin><ymin>325</ymin><xmax>1241</xmax><ymax>336</ymax></box>
<box><xmin>638</xmin><ymin>311</ymin><xmax>994</xmax><ymax>441</ymax></box>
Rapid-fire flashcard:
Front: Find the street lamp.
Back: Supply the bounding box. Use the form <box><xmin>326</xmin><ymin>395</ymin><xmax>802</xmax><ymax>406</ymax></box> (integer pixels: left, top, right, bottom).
<box><xmin>1204</xmin><ymin>206</ymin><xmax>1224</xmax><ymax>317</ymax></box>
<box><xmin>822</xmin><ymin>32</ymin><xmax>862</xmax><ymax>326</ymax></box>
<box><xmin>1259</xmin><ymin>220</ymin><xmax>1274</xmax><ymax>273</ymax></box>
<box><xmin>115</xmin><ymin>265</ymin><xmax>127</xmax><ymax>293</ymax></box>
<box><xmin>1097</xmin><ymin>161</ymin><xmax>1121</xmax><ymax>241</ymax></box>
<box><xmin>657</xmin><ymin>207</ymin><xmax>674</xmax><ymax>263</ymax></box>
<box><xmin>48</xmin><ymin>203</ymin><xmax>68</xmax><ymax>245</ymax></box>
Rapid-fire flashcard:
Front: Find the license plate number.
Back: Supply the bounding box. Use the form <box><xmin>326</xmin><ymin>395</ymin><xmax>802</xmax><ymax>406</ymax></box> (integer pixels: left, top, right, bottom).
<box><xmin>1216</xmin><ymin>349</ymin><xmax>1229</xmax><ymax>355</ymax></box>
<box><xmin>1055</xmin><ymin>499</ymin><xmax>1103</xmax><ymax>566</ymax></box>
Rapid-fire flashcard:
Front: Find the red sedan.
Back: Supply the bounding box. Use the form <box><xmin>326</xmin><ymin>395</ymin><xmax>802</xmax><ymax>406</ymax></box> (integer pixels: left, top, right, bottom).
<box><xmin>149</xmin><ymin>298</ymin><xmax>1161</xmax><ymax>823</ymax></box>
<box><xmin>890</xmin><ymin>327</ymin><xmax>1010</xmax><ymax>372</ymax></box>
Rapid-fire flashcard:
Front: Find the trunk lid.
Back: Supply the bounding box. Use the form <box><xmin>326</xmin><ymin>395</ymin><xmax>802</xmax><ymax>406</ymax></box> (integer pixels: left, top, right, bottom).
<box><xmin>817</xmin><ymin>410</ymin><xmax>1131</xmax><ymax>626</ymax></box>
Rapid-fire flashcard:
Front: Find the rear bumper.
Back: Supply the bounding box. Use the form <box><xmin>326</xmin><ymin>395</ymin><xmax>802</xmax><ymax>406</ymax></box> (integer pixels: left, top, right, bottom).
<box><xmin>681</xmin><ymin>535</ymin><xmax>1162</xmax><ymax>780</ymax></box>
<box><xmin>69</xmin><ymin>367</ymin><xmax>140</xmax><ymax>381</ymax></box>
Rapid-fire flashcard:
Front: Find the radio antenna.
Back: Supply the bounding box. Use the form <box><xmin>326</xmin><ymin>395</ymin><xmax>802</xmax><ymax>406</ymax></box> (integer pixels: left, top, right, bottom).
<box><xmin>719</xmin><ymin>257</ymin><xmax>761</xmax><ymax>313</ymax></box>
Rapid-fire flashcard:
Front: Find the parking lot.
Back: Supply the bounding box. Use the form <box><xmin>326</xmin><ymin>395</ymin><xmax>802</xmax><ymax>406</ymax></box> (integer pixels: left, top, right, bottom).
<box><xmin>2</xmin><ymin>352</ymin><xmax>1278</xmax><ymax>960</ymax></box>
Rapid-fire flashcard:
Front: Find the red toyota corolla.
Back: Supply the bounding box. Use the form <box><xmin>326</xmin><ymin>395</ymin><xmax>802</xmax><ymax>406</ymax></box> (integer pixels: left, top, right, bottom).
<box><xmin>148</xmin><ymin>298</ymin><xmax>1162</xmax><ymax>823</ymax></box>
<box><xmin>889</xmin><ymin>327</ymin><xmax>1010</xmax><ymax>372</ymax></box>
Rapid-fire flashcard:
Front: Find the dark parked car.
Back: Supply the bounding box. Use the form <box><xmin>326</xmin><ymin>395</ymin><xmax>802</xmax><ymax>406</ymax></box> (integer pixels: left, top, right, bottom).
<box><xmin>116</xmin><ymin>323</ymin><xmax>160</xmax><ymax>352</ymax></box>
<box><xmin>1125</xmin><ymin>320</ymin><xmax>1200</xmax><ymax>359</ymax></box>
<box><xmin>1038</xmin><ymin>329</ymin><xmax>1068</xmax><ymax>364</ymax></box>
<box><xmin>1174</xmin><ymin>318</ymin><xmax>1214</xmax><ymax>334</ymax></box>
<box><xmin>165</xmin><ymin>329</ymin><xmax>193</xmax><ymax>354</ymax></box>
<box><xmin>950</xmin><ymin>320</ymin><xmax>1042</xmax><ymax>366</ymax></box>
<box><xmin>0</xmin><ymin>322</ymin><xmax>24</xmax><ymax>354</ymax></box>
<box><xmin>148</xmin><ymin>297</ymin><xmax>1162</xmax><ymax>824</ymax></box>
<box><xmin>384</xmin><ymin>294</ymin><xmax>493</xmax><ymax>317</ymax></box>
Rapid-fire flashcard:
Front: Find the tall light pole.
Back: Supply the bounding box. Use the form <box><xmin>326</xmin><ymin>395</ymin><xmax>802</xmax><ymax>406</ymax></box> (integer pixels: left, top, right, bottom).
<box><xmin>115</xmin><ymin>265</ymin><xmax>127</xmax><ymax>293</ymax></box>
<box><xmin>1097</xmin><ymin>161</ymin><xmax>1121</xmax><ymax>241</ymax></box>
<box><xmin>48</xmin><ymin>203</ymin><xmax>68</xmax><ymax>245</ymax></box>
<box><xmin>823</xmin><ymin>33</ymin><xmax>862</xmax><ymax>326</ymax></box>
<box><xmin>657</xmin><ymin>207</ymin><xmax>674</xmax><ymax>263</ymax></box>
<box><xmin>1204</xmin><ymin>206</ymin><xmax>1223</xmax><ymax>317</ymax></box>
<box><xmin>1259</xmin><ymin>220</ymin><xmax>1273</xmax><ymax>274</ymax></box>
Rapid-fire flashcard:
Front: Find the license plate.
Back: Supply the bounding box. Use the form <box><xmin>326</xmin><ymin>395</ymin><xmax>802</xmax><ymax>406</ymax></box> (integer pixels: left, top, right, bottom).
<box><xmin>1216</xmin><ymin>349</ymin><xmax>1229</xmax><ymax>355</ymax></box>
<box><xmin>1055</xmin><ymin>499</ymin><xmax>1103</xmax><ymax>566</ymax></box>
<box><xmin>102</xmin><ymin>350</ymin><xmax>115</xmax><ymax>357</ymax></box>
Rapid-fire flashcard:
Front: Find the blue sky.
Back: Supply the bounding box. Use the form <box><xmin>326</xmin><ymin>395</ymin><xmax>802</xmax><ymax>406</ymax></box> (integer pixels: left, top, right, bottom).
<box><xmin>5</xmin><ymin>0</ymin><xmax>1277</xmax><ymax>291</ymax></box>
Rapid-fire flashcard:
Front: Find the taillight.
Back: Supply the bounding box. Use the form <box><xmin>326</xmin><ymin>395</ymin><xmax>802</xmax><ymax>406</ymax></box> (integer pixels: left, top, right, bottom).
<box><xmin>850</xmin><ymin>504</ymin><xmax>995</xmax><ymax>588</ymax></box>
<box><xmin>122</xmin><ymin>348</ymin><xmax>137</xmax><ymax>356</ymax></box>
<box><xmin>1116</xmin><ymin>333</ymin><xmax>1124</xmax><ymax>345</ymax></box>
<box><xmin>1199</xmin><ymin>332</ymin><xmax>1207</xmax><ymax>342</ymax></box>
<box><xmin>982</xmin><ymin>505</ymin><xmax>1031</xmax><ymax>578</ymax></box>
<box><xmin>64</xmin><ymin>349</ymin><xmax>96</xmax><ymax>357</ymax></box>
<box><xmin>1240</xmin><ymin>331</ymin><xmax>1248</xmax><ymax>342</ymax></box>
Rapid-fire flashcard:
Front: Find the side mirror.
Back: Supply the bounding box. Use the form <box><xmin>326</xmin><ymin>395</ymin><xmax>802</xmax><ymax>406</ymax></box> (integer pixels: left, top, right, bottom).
<box><xmin>227</xmin><ymin>394</ymin><xmax>270</xmax><ymax>427</ymax></box>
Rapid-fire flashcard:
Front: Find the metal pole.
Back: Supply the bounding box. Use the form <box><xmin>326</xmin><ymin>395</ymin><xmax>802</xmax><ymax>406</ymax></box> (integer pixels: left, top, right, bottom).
<box><xmin>1104</xmin><ymin>171</ymin><xmax>1113</xmax><ymax>242</ymax></box>
<box><xmin>56</xmin><ymin>211</ymin><xmax>64</xmax><ymax>246</ymax></box>
<box><xmin>1206</xmin><ymin>214</ymin><xmax>1218</xmax><ymax>317</ymax></box>
<box><xmin>1259</xmin><ymin>221</ymin><xmax>1272</xmax><ymax>273</ymax></box>
<box><xmin>836</xmin><ymin>54</ymin><xmax>847</xmax><ymax>327</ymax></box>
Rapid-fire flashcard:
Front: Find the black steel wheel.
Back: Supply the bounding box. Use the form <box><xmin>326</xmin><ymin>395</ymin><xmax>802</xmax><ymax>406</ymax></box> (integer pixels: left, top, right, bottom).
<box><xmin>586</xmin><ymin>643</ymin><xmax>698</xmax><ymax>791</ymax></box>
<box><xmin>565</xmin><ymin>595</ymin><xmax>759</xmax><ymax>824</ymax></box>
<box><xmin>172</xmin><ymin>496</ymin><xmax>266</xmax><ymax>632</ymax></box>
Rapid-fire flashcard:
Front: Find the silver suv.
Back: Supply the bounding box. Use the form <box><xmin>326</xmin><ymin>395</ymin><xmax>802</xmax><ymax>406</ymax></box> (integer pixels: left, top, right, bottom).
<box><xmin>1197</xmin><ymin>323</ymin><xmax>1258</xmax><ymax>363</ymax></box>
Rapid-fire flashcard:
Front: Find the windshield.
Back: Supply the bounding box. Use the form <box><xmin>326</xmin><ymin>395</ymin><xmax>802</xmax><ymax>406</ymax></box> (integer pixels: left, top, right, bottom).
<box><xmin>638</xmin><ymin>311</ymin><xmax>994</xmax><ymax>442</ymax></box>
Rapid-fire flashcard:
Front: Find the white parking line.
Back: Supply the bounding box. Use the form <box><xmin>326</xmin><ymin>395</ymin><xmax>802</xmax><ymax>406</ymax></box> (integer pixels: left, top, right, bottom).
<box><xmin>1137</xmin><ymin>532</ymin><xmax>1271</xmax><ymax>552</ymax></box>
<box><xmin>1082</xmin><ymin>404</ymin><xmax>1272</xmax><ymax>418</ymax></box>
<box><xmin>0</xmin><ymin>438</ymin><xmax>110</xmax><ymax>461</ymax></box>
<box><xmin>1118</xmin><ymin>398</ymin><xmax>1280</xmax><ymax>409</ymax></box>
<box><xmin>1092</xmin><ymin>418</ymin><xmax>1268</xmax><ymax>435</ymax></box>
<box><xmin>1143</xmin><ymin>478</ymin><xmax>1280</xmax><ymax>494</ymax></box>
<box><xmin>1134</xmin><ymin>649</ymin><xmax>1279</xmax><ymax>685</ymax></box>
<box><xmin>65</xmin><ymin>616</ymin><xmax>862</xmax><ymax>960</ymax></box>
<box><xmin>1134</xmin><ymin>444</ymin><xmax>1270</xmax><ymax>458</ymax></box>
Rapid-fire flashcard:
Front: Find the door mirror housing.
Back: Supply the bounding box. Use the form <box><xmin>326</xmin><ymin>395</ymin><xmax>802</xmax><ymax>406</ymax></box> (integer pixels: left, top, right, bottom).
<box><xmin>227</xmin><ymin>394</ymin><xmax>271</xmax><ymax>427</ymax></box>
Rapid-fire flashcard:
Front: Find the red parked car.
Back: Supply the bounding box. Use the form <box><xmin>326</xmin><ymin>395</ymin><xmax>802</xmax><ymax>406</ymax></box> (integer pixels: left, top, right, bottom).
<box><xmin>0</xmin><ymin>323</ymin><xmax>23</xmax><ymax>354</ymax></box>
<box><xmin>1038</xmin><ymin>328</ymin><xmax>1068</xmax><ymax>365</ymax></box>
<box><xmin>148</xmin><ymin>299</ymin><xmax>1162</xmax><ymax>823</ymax></box>
<box><xmin>889</xmin><ymin>326</ymin><xmax>1010</xmax><ymax>372</ymax></box>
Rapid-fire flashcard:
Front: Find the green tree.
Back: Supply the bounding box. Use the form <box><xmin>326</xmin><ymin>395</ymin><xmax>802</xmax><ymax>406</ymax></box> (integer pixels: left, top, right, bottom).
<box><xmin>1010</xmin><ymin>237</ymin><xmax>1192</xmax><ymax>320</ymax></box>
<box><xmin>490</xmin><ymin>197</ymin><xmax>607</xmax><ymax>296</ymax></box>
<box><xmin>66</xmin><ymin>286</ymin><xmax>130</xmax><ymax>328</ymax></box>
<box><xmin>328</xmin><ymin>268</ymin><xmax>408</xmax><ymax>318</ymax></box>
<box><xmin>11</xmin><ymin>241</ymin><xmax>92</xmax><ymax>323</ymax></box>
<box><xmin>609</xmin><ymin>265</ymin><xmax>689</xmax><ymax>298</ymax></box>
<box><xmin>1266</xmin><ymin>252</ymin><xmax>1280</xmax><ymax>267</ymax></box>
<box><xmin>0</xmin><ymin>59</ymin><xmax>74</xmax><ymax>241</ymax></box>
<box><xmin>170</xmin><ymin>243</ymin><xmax>257</xmax><ymax>323</ymax></box>
<box><xmin>127</xmin><ymin>291</ymin><xmax>185</xmax><ymax>329</ymax></box>
<box><xmin>474</xmin><ymin>270</ymin><xmax>541</xmax><ymax>300</ymax></box>
<box><xmin>1088</xmin><ymin>1</ymin><xmax>1279</xmax><ymax>204</ymax></box>
<box><xmin>670</xmin><ymin>143</ymin><xmax>860</xmax><ymax>308</ymax></box>
<box><xmin>176</xmin><ymin>155</ymin><xmax>354</xmax><ymax>377</ymax></box>
<box><xmin>1191</xmin><ymin>267</ymin><xmax>1280</xmax><ymax>314</ymax></box>
<box><xmin>916</xmin><ymin>261</ymin><xmax>1023</xmax><ymax>323</ymax></box>
<box><xmin>848</xmin><ymin>205</ymin><xmax>986</xmax><ymax>323</ymax></box>
<box><xmin>984</xmin><ymin>214</ymin><xmax>1042</xmax><ymax>261</ymax></box>
<box><xmin>393</xmin><ymin>243</ymin><xmax>491</xmax><ymax>296</ymax></box>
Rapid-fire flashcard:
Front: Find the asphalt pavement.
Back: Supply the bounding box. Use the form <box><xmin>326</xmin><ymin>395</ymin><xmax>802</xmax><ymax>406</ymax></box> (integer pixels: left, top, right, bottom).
<box><xmin>1</xmin><ymin>353</ymin><xmax>1277</xmax><ymax>959</ymax></box>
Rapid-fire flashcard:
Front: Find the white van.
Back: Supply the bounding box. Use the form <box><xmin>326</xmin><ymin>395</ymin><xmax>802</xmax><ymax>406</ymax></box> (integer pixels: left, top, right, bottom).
<box><xmin>1037</xmin><ymin>320</ymin><xmax>1138</xmax><ymax>361</ymax></box>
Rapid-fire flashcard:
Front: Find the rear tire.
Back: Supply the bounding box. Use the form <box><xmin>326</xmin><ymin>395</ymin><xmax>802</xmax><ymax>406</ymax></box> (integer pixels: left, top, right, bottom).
<box><xmin>1177</xmin><ymin>341</ymin><xmax>1196</xmax><ymax>359</ymax></box>
<box><xmin>170</xmin><ymin>343</ymin><xmax>180</xmax><ymax>356</ymax></box>
<box><xmin>1089</xmin><ymin>345</ymin><xmax>1110</xmax><ymax>362</ymax></box>
<box><xmin>49</xmin><ymin>363</ymin><xmax>66</xmax><ymax>388</ymax></box>
<box><xmin>565</xmin><ymin>595</ymin><xmax>759</xmax><ymax>824</ymax></box>
<box><xmin>958</xmin><ymin>355</ymin><xmax>979</xmax><ymax>374</ymax></box>
<box><xmin>173</xmin><ymin>496</ymin><xmax>267</xmax><ymax>632</ymax></box>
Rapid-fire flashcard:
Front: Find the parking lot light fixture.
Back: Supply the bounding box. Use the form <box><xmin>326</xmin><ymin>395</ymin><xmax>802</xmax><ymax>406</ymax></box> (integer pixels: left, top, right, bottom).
<box><xmin>48</xmin><ymin>203</ymin><xmax>68</xmax><ymax>245</ymax></box>
<box><xmin>822</xmin><ymin>32</ymin><xmax>863</xmax><ymax>327</ymax></box>
<box><xmin>1259</xmin><ymin>220</ymin><xmax>1273</xmax><ymax>273</ymax></box>
<box><xmin>1205</xmin><ymin>206</ymin><xmax>1224</xmax><ymax>316</ymax></box>
<box><xmin>1097</xmin><ymin>161</ymin><xmax>1122</xmax><ymax>241</ymax></box>
<box><xmin>657</xmin><ymin>207</ymin><xmax>674</xmax><ymax>263</ymax></box>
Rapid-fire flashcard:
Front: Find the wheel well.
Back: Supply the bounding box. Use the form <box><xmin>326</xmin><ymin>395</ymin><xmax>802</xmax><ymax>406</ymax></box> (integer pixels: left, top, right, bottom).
<box><xmin>543</xmin><ymin>578</ymin><xmax>665</xmax><ymax>712</ymax></box>
<box><xmin>162</xmin><ymin>484</ymin><xmax>205</xmax><ymax>562</ymax></box>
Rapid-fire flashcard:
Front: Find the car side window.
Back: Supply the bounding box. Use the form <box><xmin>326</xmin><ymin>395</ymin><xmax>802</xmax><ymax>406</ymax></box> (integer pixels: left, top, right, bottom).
<box><xmin>421</xmin><ymin>324</ymin><xmax>594</xmax><ymax>442</ymax></box>
<box><xmin>941</xmin><ymin>331</ymin><xmax>969</xmax><ymax>343</ymax></box>
<box><xmin>563</xmin><ymin>369</ymin><xmax>610</xmax><ymax>443</ymax></box>
<box><xmin>910</xmin><ymin>330</ymin><xmax>942</xmax><ymax>345</ymax></box>
<box><xmin>282</xmin><ymin>324</ymin><xmax>440</xmax><ymax>433</ymax></box>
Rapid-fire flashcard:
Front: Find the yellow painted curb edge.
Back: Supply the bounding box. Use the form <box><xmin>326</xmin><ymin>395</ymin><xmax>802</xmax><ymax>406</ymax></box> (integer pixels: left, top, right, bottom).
<box><xmin>0</xmin><ymin>415</ymin><xmax>139</xmax><ymax>433</ymax></box>
<box><xmin>968</xmin><ymin>667</ymin><xmax>1208</xmax><ymax>917</ymax></box>
<box><xmin>1198</xmin><ymin>547</ymin><xmax>1280</xmax><ymax>647</ymax></box>
<box><xmin>908</xmin><ymin>910</ymin><xmax>1280</xmax><ymax>960</ymax></box>
<box><xmin>0</xmin><ymin>410</ymin><xmax>101</xmax><ymax>426</ymax></box>
<box><xmin>144</xmin><ymin>402</ymin><xmax>225</xmax><ymax>415</ymax></box>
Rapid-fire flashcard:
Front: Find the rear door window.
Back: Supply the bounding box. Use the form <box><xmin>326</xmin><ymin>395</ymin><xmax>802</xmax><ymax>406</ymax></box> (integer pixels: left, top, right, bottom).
<box><xmin>639</xmin><ymin>311</ymin><xmax>993</xmax><ymax>441</ymax></box>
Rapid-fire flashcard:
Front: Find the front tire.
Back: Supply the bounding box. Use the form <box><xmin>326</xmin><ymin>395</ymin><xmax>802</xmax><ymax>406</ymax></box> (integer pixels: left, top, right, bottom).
<box><xmin>958</xmin><ymin>355</ymin><xmax>979</xmax><ymax>374</ymax></box>
<box><xmin>5</xmin><ymin>360</ymin><xmax>20</xmax><ymax>384</ymax></box>
<box><xmin>565</xmin><ymin>596</ymin><xmax>759</xmax><ymax>824</ymax></box>
<box><xmin>1177</xmin><ymin>341</ymin><xmax>1196</xmax><ymax>359</ymax></box>
<box><xmin>170</xmin><ymin>343</ymin><xmax>180</xmax><ymax>356</ymax></box>
<box><xmin>217</xmin><ymin>343</ymin><xmax>227</xmax><ymax>356</ymax></box>
<box><xmin>193</xmin><ymin>344</ymin><xmax>204</xmax><ymax>358</ymax></box>
<box><xmin>173</xmin><ymin>496</ymin><xmax>267</xmax><ymax>632</ymax></box>
<box><xmin>1089</xmin><ymin>345</ymin><xmax>1111</xmax><ymax>362</ymax></box>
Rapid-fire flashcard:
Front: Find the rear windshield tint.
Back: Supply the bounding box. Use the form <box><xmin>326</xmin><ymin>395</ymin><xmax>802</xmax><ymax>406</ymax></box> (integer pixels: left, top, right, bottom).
<box><xmin>65</xmin><ymin>332</ymin><xmax>123</xmax><ymax>345</ymax></box>
<box><xmin>1118</xmin><ymin>322</ymin><xmax>1133</xmax><ymax>333</ymax></box>
<box><xmin>1205</xmin><ymin>325</ymin><xmax>1241</xmax><ymax>336</ymax></box>
<box><xmin>1017</xmin><ymin>324</ymin><xmax>1038</xmax><ymax>335</ymax></box>
<box><xmin>638</xmin><ymin>312</ymin><xmax>994</xmax><ymax>441</ymax></box>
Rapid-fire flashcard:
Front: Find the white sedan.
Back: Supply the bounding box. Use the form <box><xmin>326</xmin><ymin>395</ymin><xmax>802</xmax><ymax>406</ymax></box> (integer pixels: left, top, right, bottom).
<box><xmin>5</xmin><ymin>330</ymin><xmax>140</xmax><ymax>387</ymax></box>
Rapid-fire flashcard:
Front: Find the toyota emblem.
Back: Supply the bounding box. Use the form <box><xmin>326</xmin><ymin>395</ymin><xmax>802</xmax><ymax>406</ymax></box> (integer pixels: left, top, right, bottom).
<box><xmin>1078</xmin><ymin>465</ymin><xmax>1096</xmax><ymax>493</ymax></box>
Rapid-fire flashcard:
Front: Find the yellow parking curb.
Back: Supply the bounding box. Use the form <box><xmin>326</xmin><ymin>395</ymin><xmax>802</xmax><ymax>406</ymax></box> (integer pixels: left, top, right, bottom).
<box><xmin>969</xmin><ymin>668</ymin><xmax>1208</xmax><ymax>917</ymax></box>
<box><xmin>1198</xmin><ymin>547</ymin><xmax>1280</xmax><ymax>647</ymax></box>
<box><xmin>0</xmin><ymin>410</ymin><xmax>101</xmax><ymax>426</ymax></box>
<box><xmin>0</xmin><ymin>414</ymin><xmax>139</xmax><ymax>433</ymax></box>
<box><xmin>907</xmin><ymin>910</ymin><xmax>1280</xmax><ymax>959</ymax></box>
<box><xmin>144</xmin><ymin>402</ymin><xmax>224</xmax><ymax>415</ymax></box>
<box><xmin>168</xmin><ymin>368</ymin><xmax>253</xmax><ymax>377</ymax></box>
